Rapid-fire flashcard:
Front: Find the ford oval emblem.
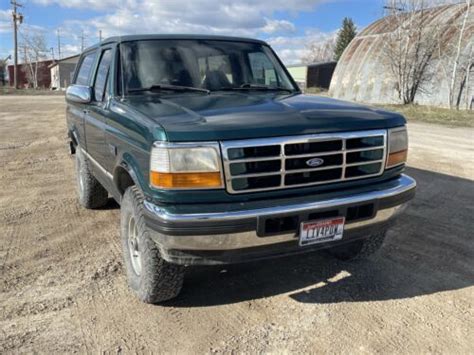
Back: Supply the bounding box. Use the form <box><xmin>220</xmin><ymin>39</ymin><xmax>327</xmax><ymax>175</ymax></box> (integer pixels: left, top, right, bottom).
<box><xmin>306</xmin><ymin>158</ymin><xmax>324</xmax><ymax>167</ymax></box>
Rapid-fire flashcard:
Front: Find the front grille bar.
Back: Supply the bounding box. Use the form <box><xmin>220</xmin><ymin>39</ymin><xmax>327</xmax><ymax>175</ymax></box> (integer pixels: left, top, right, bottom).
<box><xmin>220</xmin><ymin>130</ymin><xmax>387</xmax><ymax>194</ymax></box>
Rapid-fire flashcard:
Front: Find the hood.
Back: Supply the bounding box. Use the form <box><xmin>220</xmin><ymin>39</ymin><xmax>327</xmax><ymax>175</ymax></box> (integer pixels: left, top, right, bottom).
<box><xmin>124</xmin><ymin>93</ymin><xmax>405</xmax><ymax>142</ymax></box>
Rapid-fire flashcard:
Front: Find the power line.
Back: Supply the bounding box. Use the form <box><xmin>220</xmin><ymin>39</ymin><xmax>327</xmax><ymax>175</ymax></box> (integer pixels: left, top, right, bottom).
<box><xmin>11</xmin><ymin>0</ymin><xmax>23</xmax><ymax>89</ymax></box>
<box><xmin>384</xmin><ymin>5</ymin><xmax>404</xmax><ymax>12</ymax></box>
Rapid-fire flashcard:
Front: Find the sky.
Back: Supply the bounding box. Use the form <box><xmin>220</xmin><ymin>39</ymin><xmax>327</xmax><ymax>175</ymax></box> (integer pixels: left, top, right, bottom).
<box><xmin>0</xmin><ymin>0</ymin><xmax>388</xmax><ymax>65</ymax></box>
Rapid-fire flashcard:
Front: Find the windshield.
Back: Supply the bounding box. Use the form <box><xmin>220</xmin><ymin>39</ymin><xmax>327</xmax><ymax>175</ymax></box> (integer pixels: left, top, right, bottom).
<box><xmin>119</xmin><ymin>39</ymin><xmax>297</xmax><ymax>94</ymax></box>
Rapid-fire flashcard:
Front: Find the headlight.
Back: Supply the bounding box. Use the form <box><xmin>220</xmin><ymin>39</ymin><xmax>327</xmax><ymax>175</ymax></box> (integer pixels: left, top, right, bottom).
<box><xmin>386</xmin><ymin>127</ymin><xmax>408</xmax><ymax>168</ymax></box>
<box><xmin>150</xmin><ymin>142</ymin><xmax>223</xmax><ymax>189</ymax></box>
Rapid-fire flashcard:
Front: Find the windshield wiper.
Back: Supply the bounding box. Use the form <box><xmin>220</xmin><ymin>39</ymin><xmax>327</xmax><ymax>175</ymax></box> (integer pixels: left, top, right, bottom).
<box><xmin>216</xmin><ymin>84</ymin><xmax>294</xmax><ymax>93</ymax></box>
<box><xmin>128</xmin><ymin>84</ymin><xmax>210</xmax><ymax>94</ymax></box>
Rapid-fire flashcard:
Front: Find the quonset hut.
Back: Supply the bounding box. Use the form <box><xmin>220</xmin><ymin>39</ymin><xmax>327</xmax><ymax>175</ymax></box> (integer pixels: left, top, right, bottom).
<box><xmin>329</xmin><ymin>4</ymin><xmax>474</xmax><ymax>109</ymax></box>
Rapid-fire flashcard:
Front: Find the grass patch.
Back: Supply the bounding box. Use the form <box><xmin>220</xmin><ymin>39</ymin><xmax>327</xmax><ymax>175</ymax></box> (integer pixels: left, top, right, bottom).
<box><xmin>379</xmin><ymin>104</ymin><xmax>474</xmax><ymax>128</ymax></box>
<box><xmin>0</xmin><ymin>87</ymin><xmax>64</xmax><ymax>96</ymax></box>
<box><xmin>304</xmin><ymin>87</ymin><xmax>329</xmax><ymax>95</ymax></box>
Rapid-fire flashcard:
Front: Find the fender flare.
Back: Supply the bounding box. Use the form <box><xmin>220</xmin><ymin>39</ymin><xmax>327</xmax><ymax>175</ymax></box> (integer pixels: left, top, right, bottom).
<box><xmin>113</xmin><ymin>153</ymin><xmax>145</xmax><ymax>197</ymax></box>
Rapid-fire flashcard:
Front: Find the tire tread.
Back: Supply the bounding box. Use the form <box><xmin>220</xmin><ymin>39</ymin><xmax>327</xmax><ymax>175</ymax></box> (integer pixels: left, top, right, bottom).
<box><xmin>122</xmin><ymin>186</ymin><xmax>184</xmax><ymax>304</ymax></box>
<box><xmin>75</xmin><ymin>149</ymin><xmax>108</xmax><ymax>209</ymax></box>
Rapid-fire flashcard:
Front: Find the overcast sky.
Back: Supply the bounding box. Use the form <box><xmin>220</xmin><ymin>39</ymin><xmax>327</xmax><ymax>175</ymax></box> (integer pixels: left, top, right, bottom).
<box><xmin>0</xmin><ymin>0</ymin><xmax>387</xmax><ymax>65</ymax></box>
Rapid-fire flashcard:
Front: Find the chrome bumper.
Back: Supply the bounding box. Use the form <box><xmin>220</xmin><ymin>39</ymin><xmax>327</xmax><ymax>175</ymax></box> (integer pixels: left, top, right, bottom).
<box><xmin>144</xmin><ymin>174</ymin><xmax>416</xmax><ymax>252</ymax></box>
<box><xmin>148</xmin><ymin>205</ymin><xmax>406</xmax><ymax>251</ymax></box>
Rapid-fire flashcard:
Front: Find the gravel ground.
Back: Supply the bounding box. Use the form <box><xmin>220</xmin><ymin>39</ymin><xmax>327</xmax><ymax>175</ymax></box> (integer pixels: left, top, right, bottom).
<box><xmin>1</xmin><ymin>96</ymin><xmax>473</xmax><ymax>353</ymax></box>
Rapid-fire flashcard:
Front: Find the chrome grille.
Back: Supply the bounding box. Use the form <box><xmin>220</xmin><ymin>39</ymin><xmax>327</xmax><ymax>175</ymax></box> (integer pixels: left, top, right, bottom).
<box><xmin>221</xmin><ymin>130</ymin><xmax>387</xmax><ymax>194</ymax></box>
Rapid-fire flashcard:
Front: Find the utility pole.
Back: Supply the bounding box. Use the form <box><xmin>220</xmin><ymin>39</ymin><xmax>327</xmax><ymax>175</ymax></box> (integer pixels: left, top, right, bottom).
<box><xmin>99</xmin><ymin>30</ymin><xmax>102</xmax><ymax>42</ymax></box>
<box><xmin>11</xmin><ymin>0</ymin><xmax>23</xmax><ymax>89</ymax></box>
<box><xmin>50</xmin><ymin>47</ymin><xmax>54</xmax><ymax>60</ymax></box>
<box><xmin>80</xmin><ymin>30</ymin><xmax>85</xmax><ymax>52</ymax></box>
<box><xmin>57</xmin><ymin>29</ymin><xmax>61</xmax><ymax>59</ymax></box>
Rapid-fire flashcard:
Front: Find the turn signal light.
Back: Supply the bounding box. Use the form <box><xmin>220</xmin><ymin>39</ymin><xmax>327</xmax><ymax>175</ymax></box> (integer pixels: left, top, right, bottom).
<box><xmin>387</xmin><ymin>150</ymin><xmax>408</xmax><ymax>168</ymax></box>
<box><xmin>150</xmin><ymin>171</ymin><xmax>222</xmax><ymax>189</ymax></box>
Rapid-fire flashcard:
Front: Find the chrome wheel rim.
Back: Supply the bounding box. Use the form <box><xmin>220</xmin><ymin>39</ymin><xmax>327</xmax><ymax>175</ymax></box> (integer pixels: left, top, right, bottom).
<box><xmin>128</xmin><ymin>216</ymin><xmax>142</xmax><ymax>276</ymax></box>
<box><xmin>78</xmin><ymin>171</ymin><xmax>84</xmax><ymax>195</ymax></box>
<box><xmin>77</xmin><ymin>159</ymin><xmax>84</xmax><ymax>195</ymax></box>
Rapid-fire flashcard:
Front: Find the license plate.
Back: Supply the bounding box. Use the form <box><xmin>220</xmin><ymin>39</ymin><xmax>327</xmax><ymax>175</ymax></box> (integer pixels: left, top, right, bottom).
<box><xmin>299</xmin><ymin>217</ymin><xmax>345</xmax><ymax>246</ymax></box>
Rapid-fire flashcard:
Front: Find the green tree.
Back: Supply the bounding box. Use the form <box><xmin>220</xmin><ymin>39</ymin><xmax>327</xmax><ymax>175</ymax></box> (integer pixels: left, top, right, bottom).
<box><xmin>334</xmin><ymin>17</ymin><xmax>357</xmax><ymax>61</ymax></box>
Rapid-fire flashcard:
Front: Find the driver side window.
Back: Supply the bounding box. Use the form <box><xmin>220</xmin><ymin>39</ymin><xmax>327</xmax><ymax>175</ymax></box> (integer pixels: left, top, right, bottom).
<box><xmin>75</xmin><ymin>51</ymin><xmax>96</xmax><ymax>86</ymax></box>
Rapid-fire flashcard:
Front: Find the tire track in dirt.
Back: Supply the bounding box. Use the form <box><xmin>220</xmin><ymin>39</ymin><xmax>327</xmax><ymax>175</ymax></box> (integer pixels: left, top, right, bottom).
<box><xmin>0</xmin><ymin>225</ymin><xmax>20</xmax><ymax>275</ymax></box>
<box><xmin>1</xmin><ymin>96</ymin><xmax>473</xmax><ymax>353</ymax></box>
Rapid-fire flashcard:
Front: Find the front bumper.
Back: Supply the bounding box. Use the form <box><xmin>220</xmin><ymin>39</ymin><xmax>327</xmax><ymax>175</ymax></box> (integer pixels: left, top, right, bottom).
<box><xmin>143</xmin><ymin>174</ymin><xmax>416</xmax><ymax>265</ymax></box>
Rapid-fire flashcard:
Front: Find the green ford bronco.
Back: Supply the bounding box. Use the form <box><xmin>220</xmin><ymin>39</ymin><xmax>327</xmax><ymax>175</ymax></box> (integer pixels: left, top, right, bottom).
<box><xmin>66</xmin><ymin>34</ymin><xmax>416</xmax><ymax>304</ymax></box>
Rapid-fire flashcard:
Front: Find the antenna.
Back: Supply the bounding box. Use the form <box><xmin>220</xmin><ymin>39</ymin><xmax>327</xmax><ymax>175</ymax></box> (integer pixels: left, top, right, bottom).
<box><xmin>120</xmin><ymin>41</ymin><xmax>126</xmax><ymax>101</ymax></box>
<box><xmin>118</xmin><ymin>8</ymin><xmax>125</xmax><ymax>100</ymax></box>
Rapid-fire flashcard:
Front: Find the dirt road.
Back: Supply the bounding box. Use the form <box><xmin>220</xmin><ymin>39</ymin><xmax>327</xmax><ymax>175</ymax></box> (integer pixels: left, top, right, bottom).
<box><xmin>1</xmin><ymin>96</ymin><xmax>473</xmax><ymax>353</ymax></box>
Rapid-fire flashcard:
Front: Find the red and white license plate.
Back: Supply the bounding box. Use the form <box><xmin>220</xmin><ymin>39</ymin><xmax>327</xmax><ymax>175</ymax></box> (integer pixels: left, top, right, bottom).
<box><xmin>299</xmin><ymin>217</ymin><xmax>345</xmax><ymax>246</ymax></box>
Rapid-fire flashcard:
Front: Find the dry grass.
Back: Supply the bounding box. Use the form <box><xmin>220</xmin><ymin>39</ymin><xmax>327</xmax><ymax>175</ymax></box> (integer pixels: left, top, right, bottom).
<box><xmin>304</xmin><ymin>87</ymin><xmax>329</xmax><ymax>95</ymax></box>
<box><xmin>379</xmin><ymin>104</ymin><xmax>474</xmax><ymax>127</ymax></box>
<box><xmin>0</xmin><ymin>87</ymin><xmax>64</xmax><ymax>96</ymax></box>
<box><xmin>306</xmin><ymin>92</ymin><xmax>473</xmax><ymax>127</ymax></box>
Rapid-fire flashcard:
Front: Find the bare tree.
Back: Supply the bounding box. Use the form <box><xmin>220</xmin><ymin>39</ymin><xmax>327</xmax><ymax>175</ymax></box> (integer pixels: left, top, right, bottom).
<box><xmin>19</xmin><ymin>30</ymin><xmax>48</xmax><ymax>89</ymax></box>
<box><xmin>437</xmin><ymin>0</ymin><xmax>473</xmax><ymax>109</ymax></box>
<box><xmin>301</xmin><ymin>37</ymin><xmax>337</xmax><ymax>64</ymax></box>
<box><xmin>464</xmin><ymin>45</ymin><xmax>474</xmax><ymax>110</ymax></box>
<box><xmin>382</xmin><ymin>0</ymin><xmax>445</xmax><ymax>104</ymax></box>
<box><xmin>0</xmin><ymin>57</ymin><xmax>9</xmax><ymax>86</ymax></box>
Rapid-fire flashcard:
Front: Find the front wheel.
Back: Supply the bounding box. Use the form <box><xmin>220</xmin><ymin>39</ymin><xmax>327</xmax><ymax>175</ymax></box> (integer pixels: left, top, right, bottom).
<box><xmin>327</xmin><ymin>230</ymin><xmax>387</xmax><ymax>261</ymax></box>
<box><xmin>120</xmin><ymin>186</ymin><xmax>185</xmax><ymax>304</ymax></box>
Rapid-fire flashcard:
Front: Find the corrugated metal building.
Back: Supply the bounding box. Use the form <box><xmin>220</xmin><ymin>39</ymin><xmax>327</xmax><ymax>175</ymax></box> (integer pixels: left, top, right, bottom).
<box><xmin>329</xmin><ymin>4</ymin><xmax>474</xmax><ymax>108</ymax></box>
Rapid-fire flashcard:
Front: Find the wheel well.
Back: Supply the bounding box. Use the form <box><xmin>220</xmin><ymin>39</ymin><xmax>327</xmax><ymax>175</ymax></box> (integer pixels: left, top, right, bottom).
<box><xmin>68</xmin><ymin>131</ymin><xmax>78</xmax><ymax>154</ymax></box>
<box><xmin>114</xmin><ymin>167</ymin><xmax>135</xmax><ymax>196</ymax></box>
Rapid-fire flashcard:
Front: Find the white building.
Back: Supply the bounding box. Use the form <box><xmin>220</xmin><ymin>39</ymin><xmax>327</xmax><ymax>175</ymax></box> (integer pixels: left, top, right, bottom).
<box><xmin>49</xmin><ymin>54</ymin><xmax>80</xmax><ymax>90</ymax></box>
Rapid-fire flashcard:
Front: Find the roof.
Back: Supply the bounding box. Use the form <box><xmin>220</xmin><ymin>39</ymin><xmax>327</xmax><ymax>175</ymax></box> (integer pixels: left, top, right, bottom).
<box><xmin>84</xmin><ymin>34</ymin><xmax>268</xmax><ymax>52</ymax></box>
<box><xmin>7</xmin><ymin>59</ymin><xmax>54</xmax><ymax>69</ymax></box>
<box><xmin>58</xmin><ymin>54</ymin><xmax>80</xmax><ymax>62</ymax></box>
<box><xmin>48</xmin><ymin>54</ymin><xmax>81</xmax><ymax>68</ymax></box>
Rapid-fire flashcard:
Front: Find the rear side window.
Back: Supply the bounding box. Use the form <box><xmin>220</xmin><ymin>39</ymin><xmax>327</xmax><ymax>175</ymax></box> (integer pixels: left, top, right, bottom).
<box><xmin>93</xmin><ymin>49</ymin><xmax>113</xmax><ymax>102</ymax></box>
<box><xmin>75</xmin><ymin>52</ymin><xmax>96</xmax><ymax>85</ymax></box>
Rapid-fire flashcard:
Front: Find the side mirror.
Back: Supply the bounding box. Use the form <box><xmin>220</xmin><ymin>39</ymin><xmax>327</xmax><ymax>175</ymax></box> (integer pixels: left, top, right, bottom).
<box><xmin>66</xmin><ymin>85</ymin><xmax>92</xmax><ymax>104</ymax></box>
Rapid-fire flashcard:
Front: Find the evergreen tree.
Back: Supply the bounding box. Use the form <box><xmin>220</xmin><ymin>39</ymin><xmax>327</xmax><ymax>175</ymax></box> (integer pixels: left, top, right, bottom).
<box><xmin>334</xmin><ymin>17</ymin><xmax>357</xmax><ymax>61</ymax></box>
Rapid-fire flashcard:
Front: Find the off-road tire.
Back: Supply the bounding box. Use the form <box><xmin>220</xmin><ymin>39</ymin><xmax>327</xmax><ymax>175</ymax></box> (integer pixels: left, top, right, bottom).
<box><xmin>75</xmin><ymin>148</ymin><xmax>108</xmax><ymax>209</ymax></box>
<box><xmin>120</xmin><ymin>186</ymin><xmax>185</xmax><ymax>304</ymax></box>
<box><xmin>327</xmin><ymin>230</ymin><xmax>387</xmax><ymax>261</ymax></box>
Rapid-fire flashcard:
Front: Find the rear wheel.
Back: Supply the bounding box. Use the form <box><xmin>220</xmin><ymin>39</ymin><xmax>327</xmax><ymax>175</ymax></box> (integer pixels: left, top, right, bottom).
<box><xmin>120</xmin><ymin>186</ymin><xmax>185</xmax><ymax>304</ymax></box>
<box><xmin>75</xmin><ymin>148</ymin><xmax>108</xmax><ymax>209</ymax></box>
<box><xmin>327</xmin><ymin>230</ymin><xmax>387</xmax><ymax>261</ymax></box>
